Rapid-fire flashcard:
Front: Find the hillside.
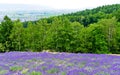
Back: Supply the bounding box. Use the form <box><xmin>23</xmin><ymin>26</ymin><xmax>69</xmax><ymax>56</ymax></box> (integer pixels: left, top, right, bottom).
<box><xmin>43</xmin><ymin>4</ymin><xmax>120</xmax><ymax>26</ymax></box>
<box><xmin>63</xmin><ymin>4</ymin><xmax>120</xmax><ymax>26</ymax></box>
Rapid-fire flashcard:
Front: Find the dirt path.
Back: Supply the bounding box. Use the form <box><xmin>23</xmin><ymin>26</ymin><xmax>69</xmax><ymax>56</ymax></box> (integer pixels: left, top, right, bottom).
<box><xmin>108</xmin><ymin>54</ymin><xmax>120</xmax><ymax>56</ymax></box>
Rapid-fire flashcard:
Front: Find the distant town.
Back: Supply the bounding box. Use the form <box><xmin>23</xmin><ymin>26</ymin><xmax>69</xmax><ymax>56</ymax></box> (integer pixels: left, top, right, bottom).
<box><xmin>0</xmin><ymin>4</ymin><xmax>76</xmax><ymax>22</ymax></box>
<box><xmin>0</xmin><ymin>10</ymin><xmax>75</xmax><ymax>22</ymax></box>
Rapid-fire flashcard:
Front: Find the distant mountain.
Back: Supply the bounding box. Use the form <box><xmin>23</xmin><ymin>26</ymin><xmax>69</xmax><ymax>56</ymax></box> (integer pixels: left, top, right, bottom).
<box><xmin>0</xmin><ymin>4</ymin><xmax>77</xmax><ymax>22</ymax></box>
<box><xmin>59</xmin><ymin>4</ymin><xmax>120</xmax><ymax>26</ymax></box>
<box><xmin>0</xmin><ymin>4</ymin><xmax>53</xmax><ymax>11</ymax></box>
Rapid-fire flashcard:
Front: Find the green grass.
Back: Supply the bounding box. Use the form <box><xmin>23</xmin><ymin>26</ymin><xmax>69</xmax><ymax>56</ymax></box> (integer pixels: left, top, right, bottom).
<box><xmin>61</xmin><ymin>72</ymin><xmax>66</xmax><ymax>75</ymax></box>
<box><xmin>21</xmin><ymin>69</ymin><xmax>29</xmax><ymax>74</ymax></box>
<box><xmin>0</xmin><ymin>70</ymin><xmax>8</xmax><ymax>75</ymax></box>
<box><xmin>30</xmin><ymin>71</ymin><xmax>42</xmax><ymax>75</ymax></box>
<box><xmin>47</xmin><ymin>68</ymin><xmax>59</xmax><ymax>74</ymax></box>
<box><xmin>10</xmin><ymin>66</ymin><xmax>23</xmax><ymax>71</ymax></box>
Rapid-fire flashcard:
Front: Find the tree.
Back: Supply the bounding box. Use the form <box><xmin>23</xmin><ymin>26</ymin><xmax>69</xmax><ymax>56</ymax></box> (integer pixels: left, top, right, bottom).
<box><xmin>88</xmin><ymin>24</ymin><xmax>108</xmax><ymax>53</ymax></box>
<box><xmin>70</xmin><ymin>22</ymin><xmax>84</xmax><ymax>52</ymax></box>
<box><xmin>24</xmin><ymin>21</ymin><xmax>35</xmax><ymax>51</ymax></box>
<box><xmin>10</xmin><ymin>20</ymin><xmax>25</xmax><ymax>51</ymax></box>
<box><xmin>48</xmin><ymin>17</ymin><xmax>74</xmax><ymax>52</ymax></box>
<box><xmin>98</xmin><ymin>18</ymin><xmax>117</xmax><ymax>53</ymax></box>
<box><xmin>113</xmin><ymin>10</ymin><xmax>120</xmax><ymax>22</ymax></box>
<box><xmin>115</xmin><ymin>22</ymin><xmax>120</xmax><ymax>53</ymax></box>
<box><xmin>35</xmin><ymin>19</ymin><xmax>49</xmax><ymax>51</ymax></box>
<box><xmin>0</xmin><ymin>16</ymin><xmax>13</xmax><ymax>52</ymax></box>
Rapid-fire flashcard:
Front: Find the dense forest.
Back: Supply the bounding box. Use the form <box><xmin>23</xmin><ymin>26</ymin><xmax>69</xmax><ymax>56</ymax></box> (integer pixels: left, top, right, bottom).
<box><xmin>0</xmin><ymin>4</ymin><xmax>120</xmax><ymax>54</ymax></box>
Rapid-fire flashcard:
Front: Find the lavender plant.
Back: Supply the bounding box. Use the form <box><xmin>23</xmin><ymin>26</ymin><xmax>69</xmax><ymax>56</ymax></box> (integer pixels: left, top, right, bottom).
<box><xmin>0</xmin><ymin>52</ymin><xmax>120</xmax><ymax>75</ymax></box>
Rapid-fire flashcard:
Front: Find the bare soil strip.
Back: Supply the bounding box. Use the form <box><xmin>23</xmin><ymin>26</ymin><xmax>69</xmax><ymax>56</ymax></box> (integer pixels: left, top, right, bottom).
<box><xmin>108</xmin><ymin>54</ymin><xmax>120</xmax><ymax>56</ymax></box>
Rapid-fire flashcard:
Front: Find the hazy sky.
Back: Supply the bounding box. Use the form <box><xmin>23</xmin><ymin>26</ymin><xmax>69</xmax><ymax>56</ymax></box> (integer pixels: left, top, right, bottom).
<box><xmin>0</xmin><ymin>0</ymin><xmax>120</xmax><ymax>9</ymax></box>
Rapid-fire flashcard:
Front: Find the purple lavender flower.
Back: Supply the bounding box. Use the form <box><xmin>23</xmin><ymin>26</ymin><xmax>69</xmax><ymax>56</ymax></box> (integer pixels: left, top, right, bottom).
<box><xmin>0</xmin><ymin>52</ymin><xmax>119</xmax><ymax>75</ymax></box>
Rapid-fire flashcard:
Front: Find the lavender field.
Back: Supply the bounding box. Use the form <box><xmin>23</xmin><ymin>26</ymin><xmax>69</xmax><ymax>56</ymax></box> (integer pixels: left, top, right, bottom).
<box><xmin>0</xmin><ymin>52</ymin><xmax>120</xmax><ymax>75</ymax></box>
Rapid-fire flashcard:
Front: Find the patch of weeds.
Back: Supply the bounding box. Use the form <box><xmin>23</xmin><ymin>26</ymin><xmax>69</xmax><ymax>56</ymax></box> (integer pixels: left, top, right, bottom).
<box><xmin>27</xmin><ymin>59</ymin><xmax>38</xmax><ymax>63</ymax></box>
<box><xmin>41</xmin><ymin>66</ymin><xmax>47</xmax><ymax>70</ymax></box>
<box><xmin>0</xmin><ymin>66</ymin><xmax>3</xmax><ymax>70</ymax></box>
<box><xmin>90</xmin><ymin>62</ymin><xmax>99</xmax><ymax>67</ymax></box>
<box><xmin>30</xmin><ymin>71</ymin><xmax>42</xmax><ymax>75</ymax></box>
<box><xmin>26</xmin><ymin>60</ymin><xmax>33</xmax><ymax>63</ymax></box>
<box><xmin>47</xmin><ymin>68</ymin><xmax>59</xmax><ymax>74</ymax></box>
<box><xmin>79</xmin><ymin>72</ymin><xmax>87</xmax><ymax>75</ymax></box>
<box><xmin>78</xmin><ymin>62</ymin><xmax>86</xmax><ymax>68</ymax></box>
<box><xmin>32</xmin><ymin>58</ymin><xmax>38</xmax><ymax>62</ymax></box>
<box><xmin>21</xmin><ymin>69</ymin><xmax>29</xmax><ymax>74</ymax></box>
<box><xmin>61</xmin><ymin>72</ymin><xmax>66</xmax><ymax>75</ymax></box>
<box><xmin>0</xmin><ymin>70</ymin><xmax>8</xmax><ymax>75</ymax></box>
<box><xmin>95</xmin><ymin>71</ymin><xmax>110</xmax><ymax>75</ymax></box>
<box><xmin>84</xmin><ymin>66</ymin><xmax>94</xmax><ymax>72</ymax></box>
<box><xmin>10</xmin><ymin>66</ymin><xmax>23</xmax><ymax>71</ymax></box>
<box><xmin>4</xmin><ymin>64</ymin><xmax>9</xmax><ymax>66</ymax></box>
<box><xmin>67</xmin><ymin>63</ymin><xmax>74</xmax><ymax>67</ymax></box>
<box><xmin>102</xmin><ymin>65</ymin><xmax>111</xmax><ymax>69</ymax></box>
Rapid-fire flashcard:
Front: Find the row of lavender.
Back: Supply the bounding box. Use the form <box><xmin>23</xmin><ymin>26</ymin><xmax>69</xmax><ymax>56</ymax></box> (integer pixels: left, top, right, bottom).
<box><xmin>0</xmin><ymin>52</ymin><xmax>120</xmax><ymax>75</ymax></box>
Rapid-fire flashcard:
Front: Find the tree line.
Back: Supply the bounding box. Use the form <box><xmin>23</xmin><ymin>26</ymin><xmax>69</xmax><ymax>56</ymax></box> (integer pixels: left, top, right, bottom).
<box><xmin>0</xmin><ymin>4</ymin><xmax>120</xmax><ymax>54</ymax></box>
